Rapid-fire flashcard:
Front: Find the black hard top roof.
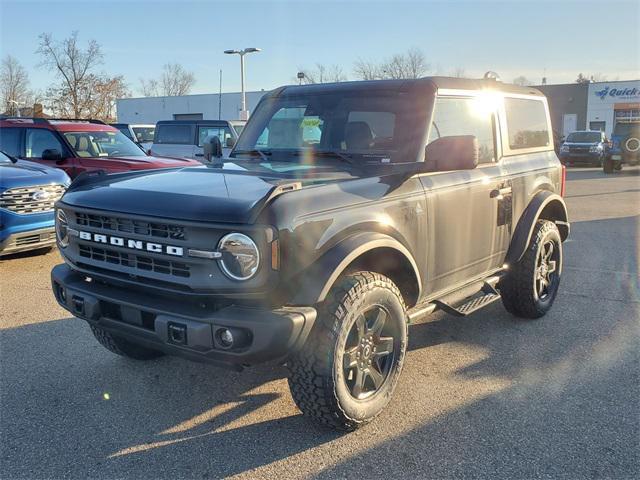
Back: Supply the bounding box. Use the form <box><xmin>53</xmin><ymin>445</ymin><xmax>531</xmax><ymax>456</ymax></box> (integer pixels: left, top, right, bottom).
<box><xmin>267</xmin><ymin>76</ymin><xmax>544</xmax><ymax>98</ymax></box>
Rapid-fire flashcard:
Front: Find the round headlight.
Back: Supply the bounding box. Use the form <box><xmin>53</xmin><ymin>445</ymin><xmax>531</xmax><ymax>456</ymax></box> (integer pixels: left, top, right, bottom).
<box><xmin>56</xmin><ymin>209</ymin><xmax>69</xmax><ymax>248</ymax></box>
<box><xmin>218</xmin><ymin>233</ymin><xmax>260</xmax><ymax>281</ymax></box>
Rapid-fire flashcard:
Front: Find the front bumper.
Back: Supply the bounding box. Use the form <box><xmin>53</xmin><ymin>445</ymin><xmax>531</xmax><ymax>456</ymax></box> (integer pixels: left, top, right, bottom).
<box><xmin>0</xmin><ymin>227</ymin><xmax>56</xmax><ymax>256</ymax></box>
<box><xmin>560</xmin><ymin>152</ymin><xmax>602</xmax><ymax>164</ymax></box>
<box><xmin>51</xmin><ymin>264</ymin><xmax>316</xmax><ymax>368</ymax></box>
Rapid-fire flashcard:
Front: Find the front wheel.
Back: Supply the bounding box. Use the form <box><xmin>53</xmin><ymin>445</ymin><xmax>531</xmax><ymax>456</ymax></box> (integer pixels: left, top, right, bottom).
<box><xmin>499</xmin><ymin>220</ymin><xmax>562</xmax><ymax>319</ymax></box>
<box><xmin>287</xmin><ymin>272</ymin><xmax>407</xmax><ymax>431</ymax></box>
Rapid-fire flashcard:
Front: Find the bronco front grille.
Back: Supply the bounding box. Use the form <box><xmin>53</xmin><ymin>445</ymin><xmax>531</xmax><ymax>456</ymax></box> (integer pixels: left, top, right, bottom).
<box><xmin>75</xmin><ymin>212</ymin><xmax>186</xmax><ymax>240</ymax></box>
<box><xmin>79</xmin><ymin>244</ymin><xmax>191</xmax><ymax>278</ymax></box>
<box><xmin>0</xmin><ymin>184</ymin><xmax>65</xmax><ymax>214</ymax></box>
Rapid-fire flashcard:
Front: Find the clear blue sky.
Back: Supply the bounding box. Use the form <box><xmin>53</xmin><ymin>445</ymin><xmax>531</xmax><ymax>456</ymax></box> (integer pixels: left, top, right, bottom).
<box><xmin>1</xmin><ymin>0</ymin><xmax>638</xmax><ymax>97</ymax></box>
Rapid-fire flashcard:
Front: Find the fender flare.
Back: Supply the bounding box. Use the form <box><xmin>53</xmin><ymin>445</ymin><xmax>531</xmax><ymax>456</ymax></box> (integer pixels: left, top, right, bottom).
<box><xmin>505</xmin><ymin>191</ymin><xmax>570</xmax><ymax>265</ymax></box>
<box><xmin>291</xmin><ymin>232</ymin><xmax>422</xmax><ymax>306</ymax></box>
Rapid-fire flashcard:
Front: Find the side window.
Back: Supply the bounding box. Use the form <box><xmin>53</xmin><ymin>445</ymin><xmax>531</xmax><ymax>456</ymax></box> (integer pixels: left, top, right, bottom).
<box><xmin>197</xmin><ymin>126</ymin><xmax>232</xmax><ymax>147</ymax></box>
<box><xmin>0</xmin><ymin>128</ymin><xmax>21</xmax><ymax>157</ymax></box>
<box><xmin>427</xmin><ymin>97</ymin><xmax>496</xmax><ymax>163</ymax></box>
<box><xmin>504</xmin><ymin>98</ymin><xmax>550</xmax><ymax>149</ymax></box>
<box><xmin>155</xmin><ymin>125</ymin><xmax>193</xmax><ymax>144</ymax></box>
<box><xmin>25</xmin><ymin>129</ymin><xmax>64</xmax><ymax>158</ymax></box>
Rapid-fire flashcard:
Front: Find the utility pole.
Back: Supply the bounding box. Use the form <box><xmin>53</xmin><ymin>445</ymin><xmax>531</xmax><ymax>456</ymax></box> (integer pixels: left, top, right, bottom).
<box><xmin>218</xmin><ymin>69</ymin><xmax>222</xmax><ymax>120</ymax></box>
<box><xmin>224</xmin><ymin>48</ymin><xmax>261</xmax><ymax>120</ymax></box>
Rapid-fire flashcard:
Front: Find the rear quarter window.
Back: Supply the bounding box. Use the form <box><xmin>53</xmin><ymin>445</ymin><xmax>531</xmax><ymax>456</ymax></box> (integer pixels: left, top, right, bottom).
<box><xmin>504</xmin><ymin>98</ymin><xmax>550</xmax><ymax>150</ymax></box>
<box><xmin>0</xmin><ymin>128</ymin><xmax>21</xmax><ymax>157</ymax></box>
<box><xmin>155</xmin><ymin>125</ymin><xmax>193</xmax><ymax>144</ymax></box>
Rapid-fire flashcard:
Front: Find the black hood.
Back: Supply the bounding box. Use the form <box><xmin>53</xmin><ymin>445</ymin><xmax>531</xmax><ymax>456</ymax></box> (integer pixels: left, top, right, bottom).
<box><xmin>60</xmin><ymin>167</ymin><xmax>301</xmax><ymax>224</ymax></box>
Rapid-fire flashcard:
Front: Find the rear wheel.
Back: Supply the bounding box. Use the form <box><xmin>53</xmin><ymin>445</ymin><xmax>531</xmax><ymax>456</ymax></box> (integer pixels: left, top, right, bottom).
<box><xmin>287</xmin><ymin>272</ymin><xmax>407</xmax><ymax>431</ymax></box>
<box><xmin>91</xmin><ymin>325</ymin><xmax>164</xmax><ymax>360</ymax></box>
<box><xmin>499</xmin><ymin>220</ymin><xmax>562</xmax><ymax>319</ymax></box>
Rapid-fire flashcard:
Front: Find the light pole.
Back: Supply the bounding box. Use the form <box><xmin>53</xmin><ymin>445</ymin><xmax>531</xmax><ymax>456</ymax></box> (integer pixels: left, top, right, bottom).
<box><xmin>8</xmin><ymin>99</ymin><xmax>20</xmax><ymax>117</ymax></box>
<box><xmin>224</xmin><ymin>47</ymin><xmax>261</xmax><ymax>120</ymax></box>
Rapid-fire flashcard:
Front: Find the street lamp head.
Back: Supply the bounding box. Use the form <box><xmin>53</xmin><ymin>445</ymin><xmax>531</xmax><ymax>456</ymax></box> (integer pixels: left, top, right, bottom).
<box><xmin>243</xmin><ymin>47</ymin><xmax>261</xmax><ymax>53</ymax></box>
<box><xmin>224</xmin><ymin>49</ymin><xmax>240</xmax><ymax>55</ymax></box>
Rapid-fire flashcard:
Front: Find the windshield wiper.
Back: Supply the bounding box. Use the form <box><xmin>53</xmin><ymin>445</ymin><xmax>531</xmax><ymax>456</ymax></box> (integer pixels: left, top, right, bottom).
<box><xmin>232</xmin><ymin>149</ymin><xmax>272</xmax><ymax>162</ymax></box>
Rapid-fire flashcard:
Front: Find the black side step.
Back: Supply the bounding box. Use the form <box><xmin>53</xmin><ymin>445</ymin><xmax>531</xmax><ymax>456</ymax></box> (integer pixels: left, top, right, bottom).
<box><xmin>433</xmin><ymin>280</ymin><xmax>501</xmax><ymax>317</ymax></box>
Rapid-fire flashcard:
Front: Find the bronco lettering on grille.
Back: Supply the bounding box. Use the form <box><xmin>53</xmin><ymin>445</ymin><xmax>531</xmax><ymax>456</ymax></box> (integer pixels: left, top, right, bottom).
<box><xmin>78</xmin><ymin>231</ymin><xmax>184</xmax><ymax>256</ymax></box>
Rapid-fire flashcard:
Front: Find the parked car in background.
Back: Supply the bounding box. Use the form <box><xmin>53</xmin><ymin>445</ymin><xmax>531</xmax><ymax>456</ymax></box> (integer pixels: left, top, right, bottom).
<box><xmin>0</xmin><ymin>151</ymin><xmax>70</xmax><ymax>256</ymax></box>
<box><xmin>150</xmin><ymin>120</ymin><xmax>246</xmax><ymax>162</ymax></box>
<box><xmin>605</xmin><ymin>121</ymin><xmax>640</xmax><ymax>173</ymax></box>
<box><xmin>0</xmin><ymin>118</ymin><xmax>200</xmax><ymax>179</ymax></box>
<box><xmin>110</xmin><ymin>123</ymin><xmax>156</xmax><ymax>151</ymax></box>
<box><xmin>558</xmin><ymin>130</ymin><xmax>609</xmax><ymax>167</ymax></box>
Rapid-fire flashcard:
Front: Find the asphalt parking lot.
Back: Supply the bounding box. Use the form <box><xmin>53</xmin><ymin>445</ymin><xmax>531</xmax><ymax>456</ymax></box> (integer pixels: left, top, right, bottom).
<box><xmin>1</xmin><ymin>167</ymin><xmax>639</xmax><ymax>479</ymax></box>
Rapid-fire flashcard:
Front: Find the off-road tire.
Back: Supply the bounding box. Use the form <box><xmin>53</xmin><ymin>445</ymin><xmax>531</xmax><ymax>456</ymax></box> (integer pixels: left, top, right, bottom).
<box><xmin>91</xmin><ymin>325</ymin><xmax>164</xmax><ymax>360</ymax></box>
<box><xmin>499</xmin><ymin>220</ymin><xmax>562</xmax><ymax>319</ymax></box>
<box><xmin>603</xmin><ymin>158</ymin><xmax>614</xmax><ymax>174</ymax></box>
<box><xmin>287</xmin><ymin>272</ymin><xmax>407</xmax><ymax>431</ymax></box>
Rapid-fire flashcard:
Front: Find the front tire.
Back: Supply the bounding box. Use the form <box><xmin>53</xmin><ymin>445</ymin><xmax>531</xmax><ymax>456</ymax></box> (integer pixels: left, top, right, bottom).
<box><xmin>91</xmin><ymin>325</ymin><xmax>164</xmax><ymax>360</ymax></box>
<box><xmin>287</xmin><ymin>272</ymin><xmax>407</xmax><ymax>431</ymax></box>
<box><xmin>499</xmin><ymin>220</ymin><xmax>562</xmax><ymax>319</ymax></box>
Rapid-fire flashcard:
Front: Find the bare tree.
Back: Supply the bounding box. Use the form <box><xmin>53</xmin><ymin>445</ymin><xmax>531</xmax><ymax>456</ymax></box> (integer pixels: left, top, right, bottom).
<box><xmin>576</xmin><ymin>73</ymin><xmax>590</xmax><ymax>84</ymax></box>
<box><xmin>352</xmin><ymin>47</ymin><xmax>429</xmax><ymax>80</ymax></box>
<box><xmin>353</xmin><ymin>58</ymin><xmax>382</xmax><ymax>80</ymax></box>
<box><xmin>37</xmin><ymin>31</ymin><xmax>103</xmax><ymax>117</ymax></box>
<box><xmin>140</xmin><ymin>63</ymin><xmax>196</xmax><ymax>96</ymax></box>
<box><xmin>296</xmin><ymin>63</ymin><xmax>347</xmax><ymax>84</ymax></box>
<box><xmin>36</xmin><ymin>32</ymin><xmax>129</xmax><ymax>121</ymax></box>
<box><xmin>0</xmin><ymin>55</ymin><xmax>32</xmax><ymax>115</ymax></box>
<box><xmin>513</xmin><ymin>75</ymin><xmax>533</xmax><ymax>86</ymax></box>
<box><xmin>450</xmin><ymin>67</ymin><xmax>468</xmax><ymax>78</ymax></box>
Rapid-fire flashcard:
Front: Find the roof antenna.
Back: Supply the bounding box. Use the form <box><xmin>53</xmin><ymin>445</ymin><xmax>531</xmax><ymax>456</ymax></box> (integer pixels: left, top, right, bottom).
<box><xmin>483</xmin><ymin>71</ymin><xmax>501</xmax><ymax>82</ymax></box>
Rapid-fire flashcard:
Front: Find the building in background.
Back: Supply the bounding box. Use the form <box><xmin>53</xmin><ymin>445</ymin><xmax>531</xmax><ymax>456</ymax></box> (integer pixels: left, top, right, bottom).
<box><xmin>536</xmin><ymin>83</ymin><xmax>588</xmax><ymax>139</ymax></box>
<box><xmin>586</xmin><ymin>80</ymin><xmax>640</xmax><ymax>137</ymax></box>
<box><xmin>116</xmin><ymin>91</ymin><xmax>266</xmax><ymax>124</ymax></box>
<box><xmin>538</xmin><ymin>79</ymin><xmax>640</xmax><ymax>139</ymax></box>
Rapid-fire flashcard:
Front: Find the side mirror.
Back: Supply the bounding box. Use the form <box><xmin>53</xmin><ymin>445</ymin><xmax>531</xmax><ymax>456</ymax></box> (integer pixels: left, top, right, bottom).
<box><xmin>225</xmin><ymin>137</ymin><xmax>236</xmax><ymax>148</ymax></box>
<box><xmin>425</xmin><ymin>135</ymin><xmax>479</xmax><ymax>172</ymax></box>
<box><xmin>203</xmin><ymin>136</ymin><xmax>223</xmax><ymax>163</ymax></box>
<box><xmin>41</xmin><ymin>148</ymin><xmax>63</xmax><ymax>162</ymax></box>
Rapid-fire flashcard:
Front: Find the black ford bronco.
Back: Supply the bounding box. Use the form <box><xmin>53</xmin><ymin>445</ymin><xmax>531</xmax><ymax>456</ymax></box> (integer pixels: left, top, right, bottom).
<box><xmin>52</xmin><ymin>76</ymin><xmax>569</xmax><ymax>430</ymax></box>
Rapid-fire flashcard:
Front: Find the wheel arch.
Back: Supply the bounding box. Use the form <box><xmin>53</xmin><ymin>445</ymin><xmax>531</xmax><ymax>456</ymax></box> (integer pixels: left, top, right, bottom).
<box><xmin>505</xmin><ymin>190</ymin><xmax>569</xmax><ymax>266</ymax></box>
<box><xmin>291</xmin><ymin>232</ymin><xmax>422</xmax><ymax>308</ymax></box>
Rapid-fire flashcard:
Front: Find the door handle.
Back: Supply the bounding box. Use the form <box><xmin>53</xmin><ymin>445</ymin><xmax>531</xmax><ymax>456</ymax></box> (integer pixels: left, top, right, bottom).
<box><xmin>490</xmin><ymin>187</ymin><xmax>512</xmax><ymax>199</ymax></box>
<box><xmin>195</xmin><ymin>153</ymin><xmax>204</xmax><ymax>157</ymax></box>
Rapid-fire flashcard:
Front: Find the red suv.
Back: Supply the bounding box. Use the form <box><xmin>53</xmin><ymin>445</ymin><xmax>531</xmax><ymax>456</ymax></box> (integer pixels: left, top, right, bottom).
<box><xmin>0</xmin><ymin>118</ymin><xmax>201</xmax><ymax>179</ymax></box>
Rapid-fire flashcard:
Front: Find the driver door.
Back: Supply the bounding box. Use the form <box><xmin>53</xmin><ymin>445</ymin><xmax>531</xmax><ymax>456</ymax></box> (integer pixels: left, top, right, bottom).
<box><xmin>420</xmin><ymin>95</ymin><xmax>512</xmax><ymax>294</ymax></box>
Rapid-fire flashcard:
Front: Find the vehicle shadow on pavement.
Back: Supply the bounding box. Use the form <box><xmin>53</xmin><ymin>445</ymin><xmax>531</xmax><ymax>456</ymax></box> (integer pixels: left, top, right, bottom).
<box><xmin>1</xmin><ymin>216</ymin><xmax>638</xmax><ymax>479</ymax></box>
<box><xmin>565</xmin><ymin>166</ymin><xmax>640</xmax><ymax>181</ymax></box>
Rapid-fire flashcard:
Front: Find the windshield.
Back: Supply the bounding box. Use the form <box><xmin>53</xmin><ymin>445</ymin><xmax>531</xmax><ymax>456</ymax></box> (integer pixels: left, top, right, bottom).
<box><xmin>63</xmin><ymin>130</ymin><xmax>145</xmax><ymax>158</ymax></box>
<box><xmin>0</xmin><ymin>151</ymin><xmax>13</xmax><ymax>164</ymax></box>
<box><xmin>612</xmin><ymin>123</ymin><xmax>640</xmax><ymax>137</ymax></box>
<box><xmin>233</xmin><ymin>89</ymin><xmax>428</xmax><ymax>171</ymax></box>
<box><xmin>566</xmin><ymin>132</ymin><xmax>601</xmax><ymax>143</ymax></box>
<box><xmin>133</xmin><ymin>127</ymin><xmax>155</xmax><ymax>143</ymax></box>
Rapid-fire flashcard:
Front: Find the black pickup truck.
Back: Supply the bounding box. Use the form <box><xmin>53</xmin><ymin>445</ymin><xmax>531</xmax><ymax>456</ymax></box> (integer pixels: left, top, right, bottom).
<box><xmin>52</xmin><ymin>76</ymin><xmax>569</xmax><ymax>430</ymax></box>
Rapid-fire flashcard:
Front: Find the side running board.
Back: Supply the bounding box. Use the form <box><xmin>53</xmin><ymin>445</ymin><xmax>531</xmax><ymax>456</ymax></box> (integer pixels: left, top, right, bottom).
<box><xmin>433</xmin><ymin>281</ymin><xmax>501</xmax><ymax>317</ymax></box>
<box><xmin>407</xmin><ymin>275</ymin><xmax>503</xmax><ymax>322</ymax></box>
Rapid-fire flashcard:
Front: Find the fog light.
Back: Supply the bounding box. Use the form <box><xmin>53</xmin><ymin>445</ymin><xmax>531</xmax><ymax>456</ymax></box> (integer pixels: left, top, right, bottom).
<box><xmin>219</xmin><ymin>328</ymin><xmax>234</xmax><ymax>348</ymax></box>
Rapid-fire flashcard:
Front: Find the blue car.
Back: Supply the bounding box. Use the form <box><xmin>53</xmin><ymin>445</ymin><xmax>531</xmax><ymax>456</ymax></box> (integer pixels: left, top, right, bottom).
<box><xmin>605</xmin><ymin>122</ymin><xmax>640</xmax><ymax>173</ymax></box>
<box><xmin>559</xmin><ymin>130</ymin><xmax>609</xmax><ymax>167</ymax></box>
<box><xmin>0</xmin><ymin>151</ymin><xmax>70</xmax><ymax>257</ymax></box>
